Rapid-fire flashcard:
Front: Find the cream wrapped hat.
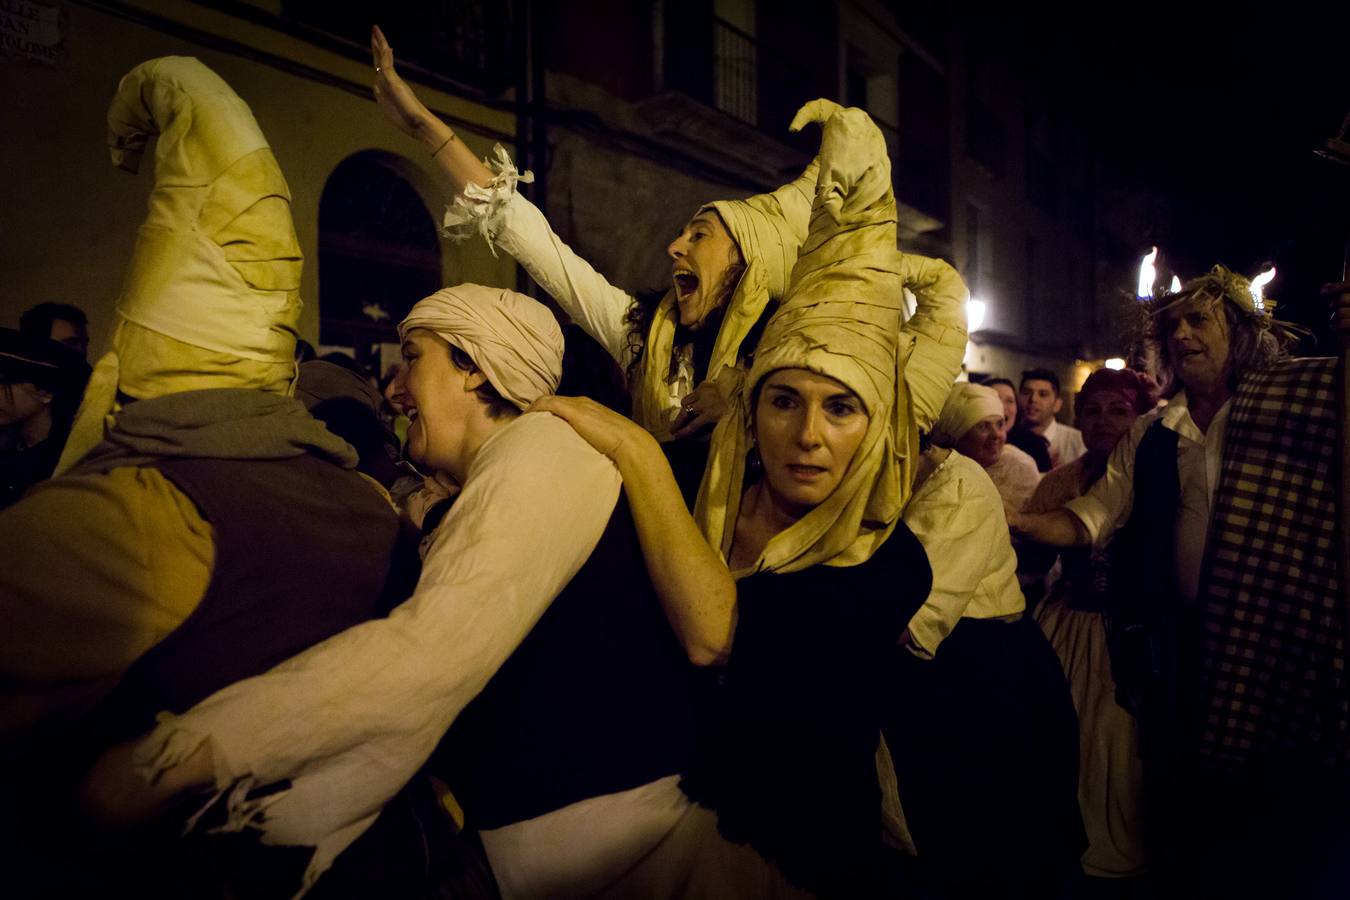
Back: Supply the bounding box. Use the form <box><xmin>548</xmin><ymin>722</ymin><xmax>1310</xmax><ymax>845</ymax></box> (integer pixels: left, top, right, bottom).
<box><xmin>398</xmin><ymin>284</ymin><xmax>565</xmax><ymax>410</ymax></box>
<box><xmin>57</xmin><ymin>56</ymin><xmax>303</xmax><ymax>474</ymax></box>
<box><xmin>633</xmin><ymin>155</ymin><xmax>819</xmax><ymax>439</ymax></box>
<box><xmin>696</xmin><ymin>99</ymin><xmax>906</xmax><ymax>575</ymax></box>
<box><xmin>930</xmin><ymin>382</ymin><xmax>1005</xmax><ymax>447</ymax></box>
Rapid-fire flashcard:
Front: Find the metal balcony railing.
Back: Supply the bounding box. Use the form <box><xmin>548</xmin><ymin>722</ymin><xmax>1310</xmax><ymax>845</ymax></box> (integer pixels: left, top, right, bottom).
<box><xmin>712</xmin><ymin>17</ymin><xmax>757</xmax><ymax>126</ymax></box>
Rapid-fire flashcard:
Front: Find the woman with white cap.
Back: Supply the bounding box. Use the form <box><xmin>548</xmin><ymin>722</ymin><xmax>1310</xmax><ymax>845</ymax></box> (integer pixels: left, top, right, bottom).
<box><xmin>85</xmin><ymin>280</ymin><xmax>820</xmax><ymax>900</ymax></box>
<box><xmin>927</xmin><ymin>382</ymin><xmax>1041</xmax><ymax>512</ymax></box>
<box><xmin>879</xmin><ymin>380</ymin><xmax>1085</xmax><ymax>898</ymax></box>
<box><xmin>371</xmin><ymin>26</ymin><xmax>823</xmax><ymax>442</ymax></box>
<box><xmin>537</xmin><ymin>100</ymin><xmax>967</xmax><ymax>896</ymax></box>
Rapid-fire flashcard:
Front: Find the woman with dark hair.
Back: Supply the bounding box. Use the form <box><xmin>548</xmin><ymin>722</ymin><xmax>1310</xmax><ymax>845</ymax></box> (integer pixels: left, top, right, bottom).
<box><xmin>371</xmin><ymin>26</ymin><xmax>819</xmax><ymax>441</ymax></box>
<box><xmin>0</xmin><ymin>328</ymin><xmax>90</xmax><ymax>508</ymax></box>
<box><xmin>538</xmin><ymin>101</ymin><xmax>967</xmax><ymax>896</ymax></box>
<box><xmin>1026</xmin><ymin>367</ymin><xmax>1157</xmax><ymax>885</ymax></box>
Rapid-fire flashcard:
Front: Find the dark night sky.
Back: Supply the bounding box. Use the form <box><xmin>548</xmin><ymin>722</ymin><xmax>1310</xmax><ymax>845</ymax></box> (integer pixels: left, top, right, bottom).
<box><xmin>1072</xmin><ymin>1</ymin><xmax>1350</xmax><ymax>345</ymax></box>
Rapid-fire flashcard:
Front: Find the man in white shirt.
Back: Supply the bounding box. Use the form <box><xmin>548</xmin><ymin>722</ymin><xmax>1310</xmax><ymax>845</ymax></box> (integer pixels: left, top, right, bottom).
<box><xmin>1009</xmin><ymin>267</ymin><xmax>1347</xmax><ymax>898</ymax></box>
<box><xmin>1019</xmin><ymin>368</ymin><xmax>1086</xmax><ymax>467</ymax></box>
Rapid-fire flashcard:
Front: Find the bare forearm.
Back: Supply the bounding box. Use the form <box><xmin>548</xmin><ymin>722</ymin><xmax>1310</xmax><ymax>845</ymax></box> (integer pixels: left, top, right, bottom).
<box><xmin>614</xmin><ymin>437</ymin><xmax>738</xmax><ymax>666</ymax></box>
<box><xmin>1008</xmin><ymin>508</ymin><xmax>1090</xmax><ymax>547</ymax></box>
<box><xmin>408</xmin><ymin>117</ymin><xmax>493</xmax><ymax>196</ymax></box>
<box><xmin>371</xmin><ymin>26</ymin><xmax>492</xmax><ymax>195</ymax></box>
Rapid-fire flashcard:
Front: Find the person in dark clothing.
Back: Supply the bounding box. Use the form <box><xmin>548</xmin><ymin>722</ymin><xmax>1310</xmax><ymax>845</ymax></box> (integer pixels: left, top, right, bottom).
<box><xmin>0</xmin><ymin>56</ymin><xmax>405</xmax><ymax>900</ymax></box>
<box><xmin>0</xmin><ymin>328</ymin><xmax>90</xmax><ymax>508</ymax></box>
<box><xmin>1011</xmin><ymin>267</ymin><xmax>1348</xmax><ymax>900</ymax></box>
<box><xmin>20</xmin><ymin>302</ymin><xmax>91</xmax><ymax>358</ymax></box>
<box><xmin>987</xmin><ymin>375</ymin><xmax>1052</xmax><ymax>471</ymax></box>
<box><xmin>539</xmin><ymin>99</ymin><xmax>965</xmax><ymax>897</ymax></box>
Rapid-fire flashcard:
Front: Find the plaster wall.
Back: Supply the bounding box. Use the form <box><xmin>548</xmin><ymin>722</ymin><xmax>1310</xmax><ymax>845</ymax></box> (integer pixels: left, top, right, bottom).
<box><xmin>1</xmin><ymin>0</ymin><xmax>516</xmax><ymax>356</ymax></box>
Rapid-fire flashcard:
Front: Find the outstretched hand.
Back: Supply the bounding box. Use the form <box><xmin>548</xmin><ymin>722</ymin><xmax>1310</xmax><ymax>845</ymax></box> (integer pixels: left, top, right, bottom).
<box><xmin>529</xmin><ymin>395</ymin><xmax>655</xmax><ymax>466</ymax></box>
<box><xmin>371</xmin><ymin>25</ymin><xmax>437</xmax><ymax>142</ymax></box>
<box><xmin>76</xmin><ymin>735</ymin><xmax>215</xmax><ymax>832</ymax></box>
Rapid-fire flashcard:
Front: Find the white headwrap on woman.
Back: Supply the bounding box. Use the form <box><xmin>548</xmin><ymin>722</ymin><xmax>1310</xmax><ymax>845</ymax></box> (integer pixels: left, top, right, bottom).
<box><xmin>696</xmin><ymin>100</ymin><xmax>907</xmax><ymax>575</ymax></box>
<box><xmin>398</xmin><ymin>284</ymin><xmax>564</xmax><ymax>409</ymax></box>
<box><xmin>929</xmin><ymin>382</ymin><xmax>1005</xmax><ymax>447</ymax></box>
<box><xmin>57</xmin><ymin>56</ymin><xmax>303</xmax><ymax>474</ymax></box>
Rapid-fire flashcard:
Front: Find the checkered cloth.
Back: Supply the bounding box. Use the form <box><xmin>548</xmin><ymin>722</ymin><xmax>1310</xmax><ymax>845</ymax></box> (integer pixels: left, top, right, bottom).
<box><xmin>1198</xmin><ymin>357</ymin><xmax>1349</xmax><ymax>771</ymax></box>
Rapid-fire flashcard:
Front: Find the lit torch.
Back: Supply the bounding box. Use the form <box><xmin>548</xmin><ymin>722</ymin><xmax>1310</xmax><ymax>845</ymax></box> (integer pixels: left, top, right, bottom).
<box><xmin>1250</xmin><ymin>266</ymin><xmax>1275</xmax><ymax>312</ymax></box>
<box><xmin>1137</xmin><ymin>247</ymin><xmax>1158</xmax><ymax>300</ymax></box>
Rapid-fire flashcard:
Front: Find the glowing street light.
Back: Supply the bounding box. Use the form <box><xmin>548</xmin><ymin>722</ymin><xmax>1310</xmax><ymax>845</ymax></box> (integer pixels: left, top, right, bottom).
<box><xmin>1137</xmin><ymin>247</ymin><xmax>1158</xmax><ymax>299</ymax></box>
<box><xmin>967</xmin><ymin>298</ymin><xmax>987</xmax><ymax>332</ymax></box>
<box><xmin>1104</xmin><ymin>357</ymin><xmax>1126</xmax><ymax>370</ymax></box>
<box><xmin>1250</xmin><ymin>267</ymin><xmax>1275</xmax><ymax>312</ymax></box>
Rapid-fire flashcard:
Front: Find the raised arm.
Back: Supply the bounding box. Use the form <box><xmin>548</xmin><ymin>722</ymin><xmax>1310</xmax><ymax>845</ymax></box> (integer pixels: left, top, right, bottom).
<box><xmin>371</xmin><ymin>25</ymin><xmax>491</xmax><ymax>195</ymax></box>
<box><xmin>531</xmin><ymin>395</ymin><xmax>738</xmax><ymax>665</ymax></box>
<box><xmin>372</xmin><ymin>26</ymin><xmax>637</xmax><ymax>366</ymax></box>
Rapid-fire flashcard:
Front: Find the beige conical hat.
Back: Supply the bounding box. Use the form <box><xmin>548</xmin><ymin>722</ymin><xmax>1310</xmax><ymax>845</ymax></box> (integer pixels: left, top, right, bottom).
<box><xmin>633</xmin><ymin>157</ymin><xmax>818</xmax><ymax>439</ymax></box>
<box><xmin>696</xmin><ymin>100</ymin><xmax>907</xmax><ymax>575</ymax></box>
<box><xmin>58</xmin><ymin>56</ymin><xmax>303</xmax><ymax>474</ymax></box>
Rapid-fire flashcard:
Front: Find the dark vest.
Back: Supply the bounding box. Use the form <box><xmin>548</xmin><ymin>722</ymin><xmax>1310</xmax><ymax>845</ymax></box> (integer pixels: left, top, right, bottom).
<box><xmin>1105</xmin><ymin>420</ymin><xmax>1192</xmax><ymax>760</ymax></box>
<box><xmin>86</xmin><ymin>454</ymin><xmax>399</xmax><ymax>749</ymax></box>
<box><xmin>431</xmin><ymin>494</ymin><xmax>697</xmax><ymax>830</ymax></box>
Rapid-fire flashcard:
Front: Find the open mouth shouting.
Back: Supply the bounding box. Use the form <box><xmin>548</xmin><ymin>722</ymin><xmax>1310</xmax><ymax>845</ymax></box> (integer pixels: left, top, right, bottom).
<box><xmin>672</xmin><ymin>267</ymin><xmax>699</xmax><ymax>300</ymax></box>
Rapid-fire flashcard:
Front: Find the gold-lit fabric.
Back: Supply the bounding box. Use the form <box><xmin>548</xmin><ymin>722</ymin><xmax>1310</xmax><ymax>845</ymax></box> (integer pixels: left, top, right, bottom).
<box><xmin>696</xmin><ymin>101</ymin><xmax>914</xmax><ymax>575</ymax></box>
<box><xmin>58</xmin><ymin>57</ymin><xmax>302</xmax><ymax>474</ymax></box>
<box><xmin>632</xmin><ymin>161</ymin><xmax>818</xmax><ymax>440</ymax></box>
<box><xmin>399</xmin><ymin>284</ymin><xmax>565</xmax><ymax>410</ymax></box>
<box><xmin>0</xmin><ymin>467</ymin><xmax>212</xmax><ymax>753</ymax></box>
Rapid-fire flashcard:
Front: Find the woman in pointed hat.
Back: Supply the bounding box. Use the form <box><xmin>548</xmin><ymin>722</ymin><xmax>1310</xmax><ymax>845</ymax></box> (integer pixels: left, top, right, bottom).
<box><xmin>372</xmin><ymin>25</ymin><xmax>820</xmax><ymax>442</ymax></box>
<box><xmin>536</xmin><ymin>99</ymin><xmax>968</xmax><ymax>896</ymax></box>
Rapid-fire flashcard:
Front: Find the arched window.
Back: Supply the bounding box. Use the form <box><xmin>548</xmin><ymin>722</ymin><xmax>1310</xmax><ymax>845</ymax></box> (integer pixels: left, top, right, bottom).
<box><xmin>318</xmin><ymin>151</ymin><xmax>440</xmax><ymax>374</ymax></box>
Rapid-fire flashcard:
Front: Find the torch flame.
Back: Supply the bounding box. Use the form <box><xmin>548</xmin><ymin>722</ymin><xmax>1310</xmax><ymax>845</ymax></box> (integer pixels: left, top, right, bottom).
<box><xmin>1250</xmin><ymin>267</ymin><xmax>1275</xmax><ymax>312</ymax></box>
<box><xmin>1137</xmin><ymin>247</ymin><xmax>1158</xmax><ymax>299</ymax></box>
<box><xmin>1170</xmin><ymin>275</ymin><xmax>1182</xmax><ymax>293</ymax></box>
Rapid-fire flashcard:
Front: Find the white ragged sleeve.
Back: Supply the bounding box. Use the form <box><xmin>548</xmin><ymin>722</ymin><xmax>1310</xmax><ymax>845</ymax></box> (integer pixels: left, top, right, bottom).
<box><xmin>442</xmin><ymin>145</ymin><xmax>637</xmax><ymax>369</ymax></box>
<box><xmin>134</xmin><ymin>413</ymin><xmax>621</xmax><ymax>897</ymax></box>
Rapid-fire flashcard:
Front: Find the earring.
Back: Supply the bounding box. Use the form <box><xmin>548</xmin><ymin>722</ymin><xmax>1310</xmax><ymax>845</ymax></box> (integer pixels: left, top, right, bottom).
<box><xmin>746</xmin><ymin>445</ymin><xmax>763</xmax><ymax>480</ymax></box>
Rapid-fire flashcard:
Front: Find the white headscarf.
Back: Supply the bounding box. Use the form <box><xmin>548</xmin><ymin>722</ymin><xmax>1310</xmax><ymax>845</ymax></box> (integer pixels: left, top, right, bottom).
<box><xmin>930</xmin><ymin>382</ymin><xmax>1004</xmax><ymax>447</ymax></box>
<box><xmin>398</xmin><ymin>284</ymin><xmax>564</xmax><ymax>410</ymax></box>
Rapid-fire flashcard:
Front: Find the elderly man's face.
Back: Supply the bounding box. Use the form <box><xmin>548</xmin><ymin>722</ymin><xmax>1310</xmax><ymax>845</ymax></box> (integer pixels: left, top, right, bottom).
<box><xmin>1162</xmin><ymin>298</ymin><xmax>1230</xmax><ymax>394</ymax></box>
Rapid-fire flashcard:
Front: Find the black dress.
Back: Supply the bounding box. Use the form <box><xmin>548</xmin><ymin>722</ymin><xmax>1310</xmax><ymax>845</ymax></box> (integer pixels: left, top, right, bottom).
<box><xmin>885</xmin><ymin>617</ymin><xmax>1086</xmax><ymax>897</ymax></box>
<box><xmin>680</xmin><ymin>522</ymin><xmax>933</xmax><ymax>897</ymax></box>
